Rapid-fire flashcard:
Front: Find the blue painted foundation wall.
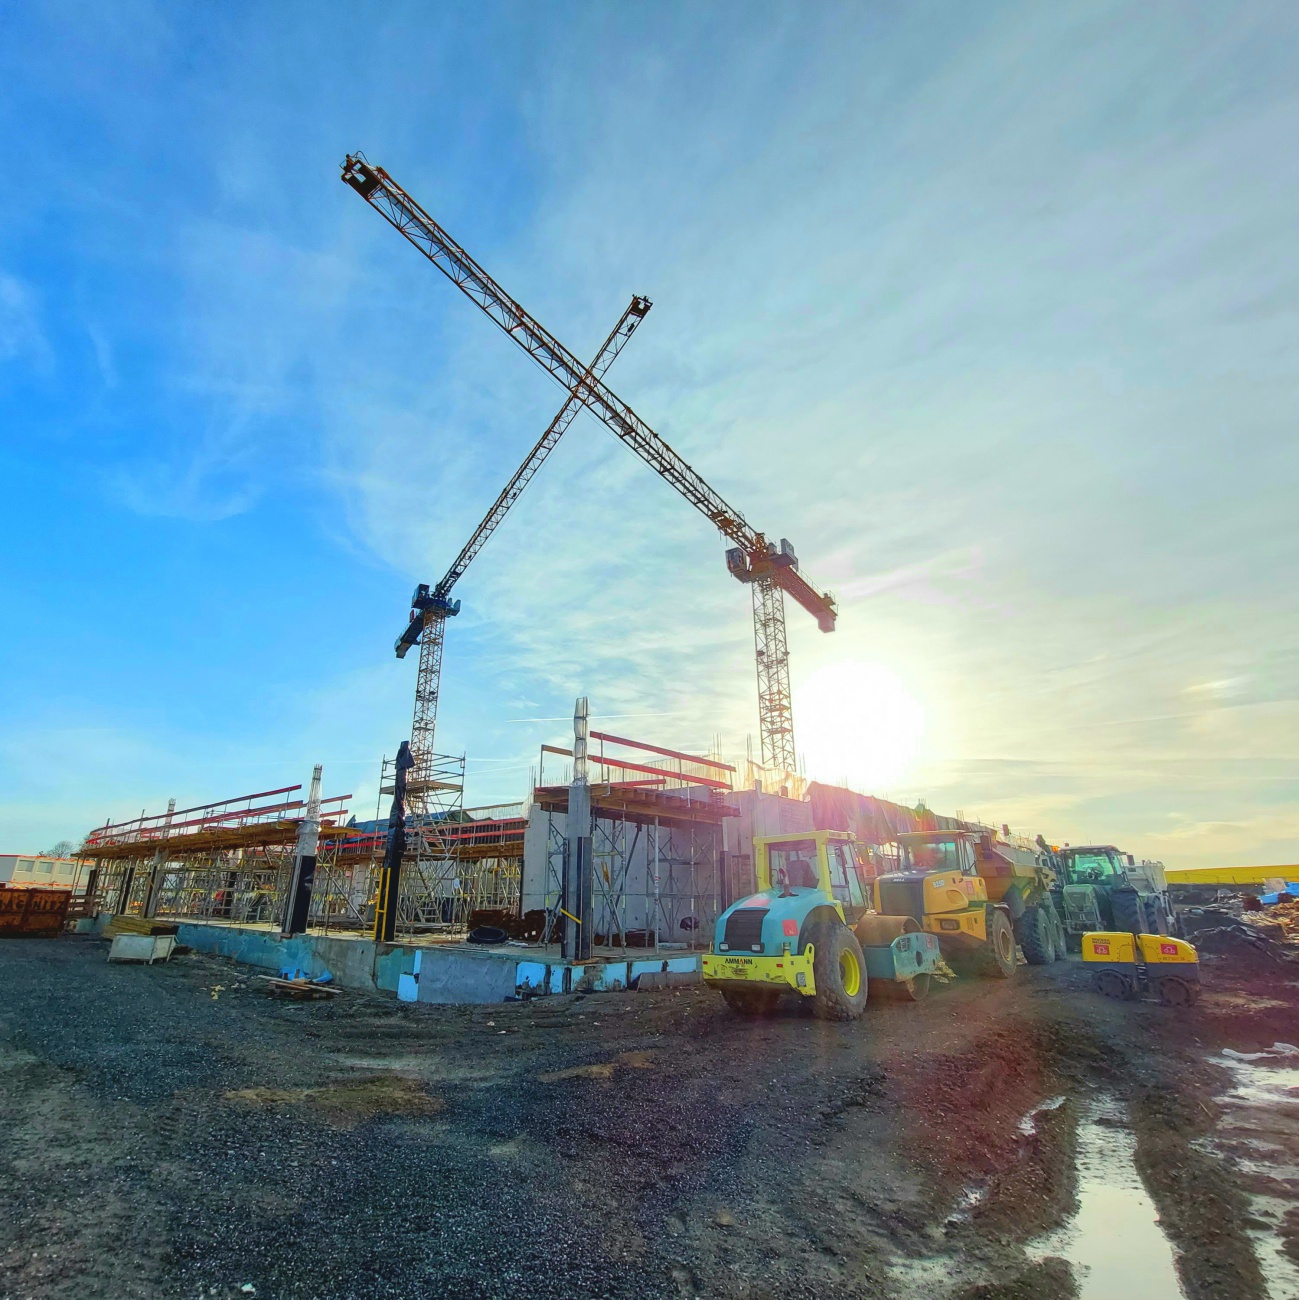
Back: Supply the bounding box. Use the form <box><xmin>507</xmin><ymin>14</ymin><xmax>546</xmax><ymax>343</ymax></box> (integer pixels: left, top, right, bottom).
<box><xmin>93</xmin><ymin>915</ymin><xmax>700</xmax><ymax>1005</ymax></box>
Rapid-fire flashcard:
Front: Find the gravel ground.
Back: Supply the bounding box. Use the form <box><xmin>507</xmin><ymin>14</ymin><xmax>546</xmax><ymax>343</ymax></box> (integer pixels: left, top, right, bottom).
<box><xmin>1</xmin><ymin>934</ymin><xmax>1295</xmax><ymax>1300</ymax></box>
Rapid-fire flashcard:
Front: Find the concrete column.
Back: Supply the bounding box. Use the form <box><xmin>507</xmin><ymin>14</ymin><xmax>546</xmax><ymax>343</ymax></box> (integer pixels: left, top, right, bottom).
<box><xmin>114</xmin><ymin>866</ymin><xmax>136</xmax><ymax>915</ymax></box>
<box><xmin>375</xmin><ymin>744</ymin><xmax>414</xmax><ymax>944</ymax></box>
<box><xmin>563</xmin><ymin>697</ymin><xmax>593</xmax><ymax>962</ymax></box>
<box><xmin>143</xmin><ymin>798</ymin><xmax>175</xmax><ymax>918</ymax></box>
<box><xmin>281</xmin><ymin>765</ymin><xmax>322</xmax><ymax>937</ymax></box>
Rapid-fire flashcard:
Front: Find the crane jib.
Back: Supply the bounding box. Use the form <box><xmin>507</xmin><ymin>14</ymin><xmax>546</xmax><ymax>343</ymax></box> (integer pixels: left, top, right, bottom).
<box><xmin>342</xmin><ymin>155</ymin><xmax>836</xmax><ymax>635</ymax></box>
<box><xmin>396</xmin><ymin>295</ymin><xmax>652</xmax><ymax>657</ymax></box>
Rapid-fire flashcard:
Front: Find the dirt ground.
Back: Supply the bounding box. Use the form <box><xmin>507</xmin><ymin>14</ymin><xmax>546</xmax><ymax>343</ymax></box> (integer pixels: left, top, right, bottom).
<box><xmin>1</xmin><ymin>935</ymin><xmax>1296</xmax><ymax>1300</ymax></box>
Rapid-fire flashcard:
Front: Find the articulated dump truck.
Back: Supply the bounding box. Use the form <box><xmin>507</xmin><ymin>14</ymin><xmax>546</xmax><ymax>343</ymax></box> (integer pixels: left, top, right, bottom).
<box><xmin>703</xmin><ymin>824</ymin><xmax>1064</xmax><ymax>1020</ymax></box>
<box><xmin>875</xmin><ymin>827</ymin><xmax>1066</xmax><ymax>976</ymax></box>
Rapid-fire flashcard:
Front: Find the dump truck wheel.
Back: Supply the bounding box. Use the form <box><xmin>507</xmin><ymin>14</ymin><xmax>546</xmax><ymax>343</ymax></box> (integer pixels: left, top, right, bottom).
<box><xmin>977</xmin><ymin>908</ymin><xmax>1018</xmax><ymax>978</ymax></box>
<box><xmin>1016</xmin><ymin>905</ymin><xmax>1054</xmax><ymax>966</ymax></box>
<box><xmin>806</xmin><ymin>921</ymin><xmax>869</xmax><ymax>1021</ymax></box>
<box><xmin>1048</xmin><ymin>906</ymin><xmax>1068</xmax><ymax>961</ymax></box>
<box><xmin>720</xmin><ymin>988</ymin><xmax>781</xmax><ymax>1016</ymax></box>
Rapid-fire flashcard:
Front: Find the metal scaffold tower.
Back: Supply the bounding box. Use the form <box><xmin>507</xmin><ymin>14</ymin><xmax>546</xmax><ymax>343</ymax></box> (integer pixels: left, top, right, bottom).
<box><xmin>377</xmin><ymin>749</ymin><xmax>465</xmax><ymax>929</ymax></box>
<box><xmin>368</xmin><ymin>753</ymin><xmax>529</xmax><ymax>938</ymax></box>
<box><xmin>343</xmin><ymin>154</ymin><xmax>836</xmax><ymax>789</ymax></box>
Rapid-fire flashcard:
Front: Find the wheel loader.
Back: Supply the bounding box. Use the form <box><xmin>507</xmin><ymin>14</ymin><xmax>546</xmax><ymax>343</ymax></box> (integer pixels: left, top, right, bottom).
<box><xmin>873</xmin><ymin>828</ymin><xmax>1066</xmax><ymax>977</ymax></box>
<box><xmin>702</xmin><ymin>829</ymin><xmax>943</xmax><ymax>1020</ymax></box>
<box><xmin>1048</xmin><ymin>844</ymin><xmax>1176</xmax><ymax>951</ymax></box>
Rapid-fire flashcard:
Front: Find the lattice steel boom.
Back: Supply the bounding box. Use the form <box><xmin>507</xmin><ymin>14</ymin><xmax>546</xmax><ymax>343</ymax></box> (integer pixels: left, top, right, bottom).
<box><xmin>398</xmin><ymin>296</ymin><xmax>651</xmax><ymax>782</ymax></box>
<box><xmin>344</xmin><ymin>154</ymin><xmax>836</xmax><ymax>778</ymax></box>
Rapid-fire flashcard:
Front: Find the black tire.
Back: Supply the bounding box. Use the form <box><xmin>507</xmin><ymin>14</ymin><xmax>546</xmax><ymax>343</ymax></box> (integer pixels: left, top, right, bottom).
<box><xmin>1016</xmin><ymin>905</ymin><xmax>1054</xmax><ymax>966</ymax></box>
<box><xmin>1093</xmin><ymin>969</ymin><xmax>1134</xmax><ymax>1000</ymax></box>
<box><xmin>948</xmin><ymin>909</ymin><xmax>1018</xmax><ymax>979</ymax></box>
<box><xmin>981</xmin><ymin>908</ymin><xmax>1018</xmax><ymax>978</ymax></box>
<box><xmin>804</xmin><ymin>920</ymin><xmax>869</xmax><ymax>1021</ymax></box>
<box><xmin>721</xmin><ymin>987</ymin><xmax>781</xmax><ymax>1016</ymax></box>
<box><xmin>1111</xmin><ymin>888</ymin><xmax>1148</xmax><ymax>937</ymax></box>
<box><xmin>1048</xmin><ymin>904</ymin><xmax>1068</xmax><ymax>961</ymax></box>
<box><xmin>1156</xmin><ymin>976</ymin><xmax>1198</xmax><ymax>1008</ymax></box>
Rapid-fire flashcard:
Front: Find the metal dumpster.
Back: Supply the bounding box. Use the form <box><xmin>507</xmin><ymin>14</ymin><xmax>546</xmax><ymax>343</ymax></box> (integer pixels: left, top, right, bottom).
<box><xmin>0</xmin><ymin>885</ymin><xmax>72</xmax><ymax>937</ymax></box>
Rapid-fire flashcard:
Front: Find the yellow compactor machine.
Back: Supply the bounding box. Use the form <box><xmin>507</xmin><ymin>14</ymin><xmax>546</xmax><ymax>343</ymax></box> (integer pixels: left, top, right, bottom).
<box><xmin>1082</xmin><ymin>931</ymin><xmax>1201</xmax><ymax>1006</ymax></box>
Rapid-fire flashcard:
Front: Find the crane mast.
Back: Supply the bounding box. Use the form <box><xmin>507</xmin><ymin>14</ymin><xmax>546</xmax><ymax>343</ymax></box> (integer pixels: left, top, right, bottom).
<box><xmin>398</xmin><ymin>296</ymin><xmax>651</xmax><ymax>794</ymax></box>
<box><xmin>344</xmin><ymin>154</ymin><xmax>835</xmax><ymax>781</ymax></box>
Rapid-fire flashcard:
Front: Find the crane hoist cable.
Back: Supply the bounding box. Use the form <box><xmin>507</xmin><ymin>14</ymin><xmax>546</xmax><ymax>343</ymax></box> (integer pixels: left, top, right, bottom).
<box><xmin>343</xmin><ymin>154</ymin><xmax>836</xmax><ymax>779</ymax></box>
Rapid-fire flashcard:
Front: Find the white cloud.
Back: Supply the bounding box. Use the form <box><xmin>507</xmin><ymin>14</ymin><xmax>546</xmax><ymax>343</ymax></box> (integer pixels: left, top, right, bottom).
<box><xmin>0</xmin><ymin>271</ymin><xmax>49</xmax><ymax>368</ymax></box>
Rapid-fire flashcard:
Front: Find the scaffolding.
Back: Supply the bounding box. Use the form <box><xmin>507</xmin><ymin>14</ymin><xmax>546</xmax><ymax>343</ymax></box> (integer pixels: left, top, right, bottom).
<box><xmin>530</xmin><ymin>731</ymin><xmax>736</xmax><ymax>953</ymax></box>
<box><xmin>371</xmin><ymin>752</ymin><xmax>526</xmax><ymax>937</ymax></box>
<box><xmin>79</xmin><ymin>783</ymin><xmax>367</xmax><ymax>931</ymax></box>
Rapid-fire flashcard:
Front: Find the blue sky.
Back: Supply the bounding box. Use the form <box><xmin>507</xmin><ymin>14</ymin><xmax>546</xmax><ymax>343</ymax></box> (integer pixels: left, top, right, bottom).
<box><xmin>1</xmin><ymin>1</ymin><xmax>1296</xmax><ymax>867</ymax></box>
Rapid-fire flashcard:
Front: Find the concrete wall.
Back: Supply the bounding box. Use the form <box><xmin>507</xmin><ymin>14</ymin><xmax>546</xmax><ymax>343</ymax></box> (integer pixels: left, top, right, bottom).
<box><xmin>520</xmin><ymin>806</ymin><xmax>555</xmax><ymax>912</ymax></box>
<box><xmin>521</xmin><ymin>803</ymin><xmax>723</xmax><ymax>939</ymax></box>
<box><xmin>722</xmin><ymin>790</ymin><xmax>814</xmax><ymax>897</ymax></box>
<box><xmin>404</xmin><ymin>947</ymin><xmax>700</xmax><ymax>1003</ymax></box>
<box><xmin>98</xmin><ymin>915</ymin><xmax>701</xmax><ymax>1006</ymax></box>
<box><xmin>172</xmin><ymin>923</ymin><xmax>402</xmax><ymax>993</ymax></box>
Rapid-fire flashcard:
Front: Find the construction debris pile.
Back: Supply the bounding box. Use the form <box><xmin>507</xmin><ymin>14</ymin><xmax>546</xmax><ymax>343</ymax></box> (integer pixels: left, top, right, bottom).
<box><xmin>1259</xmin><ymin>897</ymin><xmax>1299</xmax><ymax>940</ymax></box>
<box><xmin>1180</xmin><ymin>901</ymin><xmax>1299</xmax><ymax>968</ymax></box>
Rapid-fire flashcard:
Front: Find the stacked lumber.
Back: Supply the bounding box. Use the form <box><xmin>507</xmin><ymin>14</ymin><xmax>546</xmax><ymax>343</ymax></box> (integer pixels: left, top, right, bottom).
<box><xmin>104</xmin><ymin>915</ymin><xmax>179</xmax><ymax>939</ymax></box>
<box><xmin>256</xmin><ymin>975</ymin><xmax>339</xmax><ymax>1000</ymax></box>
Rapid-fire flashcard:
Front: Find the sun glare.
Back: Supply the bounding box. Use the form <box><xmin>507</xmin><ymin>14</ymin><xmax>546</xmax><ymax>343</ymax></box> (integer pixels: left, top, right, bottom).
<box><xmin>794</xmin><ymin>661</ymin><xmax>926</xmax><ymax>793</ymax></box>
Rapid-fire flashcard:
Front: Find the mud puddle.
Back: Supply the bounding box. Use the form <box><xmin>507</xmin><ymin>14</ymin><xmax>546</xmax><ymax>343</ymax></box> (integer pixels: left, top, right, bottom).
<box><xmin>1211</xmin><ymin>1044</ymin><xmax>1299</xmax><ymax>1299</ymax></box>
<box><xmin>1031</xmin><ymin>1096</ymin><xmax>1184</xmax><ymax>1299</ymax></box>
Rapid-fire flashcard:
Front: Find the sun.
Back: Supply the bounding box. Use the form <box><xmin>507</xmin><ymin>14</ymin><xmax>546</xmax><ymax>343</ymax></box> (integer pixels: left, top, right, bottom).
<box><xmin>793</xmin><ymin>661</ymin><xmax>926</xmax><ymax>792</ymax></box>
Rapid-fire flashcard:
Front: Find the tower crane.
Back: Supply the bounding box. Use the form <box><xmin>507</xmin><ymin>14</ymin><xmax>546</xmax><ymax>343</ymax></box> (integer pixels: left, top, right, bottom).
<box><xmin>394</xmin><ymin>295</ymin><xmax>651</xmax><ymax>796</ymax></box>
<box><xmin>343</xmin><ymin>154</ymin><xmax>837</xmax><ymax>782</ymax></box>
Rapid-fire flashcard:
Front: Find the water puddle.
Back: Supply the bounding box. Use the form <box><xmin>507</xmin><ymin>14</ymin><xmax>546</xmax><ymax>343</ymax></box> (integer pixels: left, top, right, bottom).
<box><xmin>1212</xmin><ymin>1044</ymin><xmax>1299</xmax><ymax>1300</ymax></box>
<box><xmin>1031</xmin><ymin>1096</ymin><xmax>1184</xmax><ymax>1299</ymax></box>
<box><xmin>1018</xmin><ymin>1094</ymin><xmax>1068</xmax><ymax>1136</ymax></box>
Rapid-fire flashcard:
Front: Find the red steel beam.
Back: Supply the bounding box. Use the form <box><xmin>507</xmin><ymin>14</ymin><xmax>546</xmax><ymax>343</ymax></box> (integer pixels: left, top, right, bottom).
<box><xmin>541</xmin><ymin>745</ymin><xmax>731</xmax><ymax>790</ymax></box>
<box><xmin>590</xmin><ymin>730</ymin><xmax>735</xmax><ymax>772</ymax></box>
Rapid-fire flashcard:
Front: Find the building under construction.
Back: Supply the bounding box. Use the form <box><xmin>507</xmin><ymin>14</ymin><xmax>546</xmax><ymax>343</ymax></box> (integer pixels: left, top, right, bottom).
<box><xmin>76</xmin><ymin>699</ymin><xmax>970</xmax><ymax>1002</ymax></box>
<box><xmin>80</xmin><ymin>724</ymin><xmax>730</xmax><ymax>952</ymax></box>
